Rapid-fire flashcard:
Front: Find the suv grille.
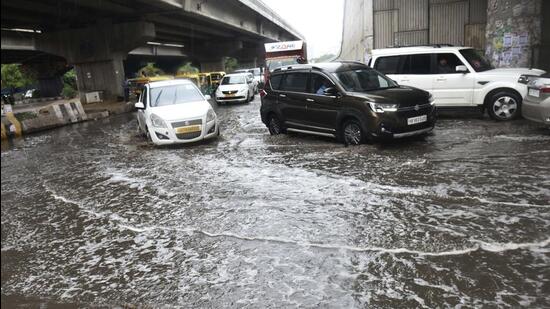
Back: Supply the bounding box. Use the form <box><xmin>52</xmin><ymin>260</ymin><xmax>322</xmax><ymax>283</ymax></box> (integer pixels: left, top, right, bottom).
<box><xmin>398</xmin><ymin>103</ymin><xmax>432</xmax><ymax>112</ymax></box>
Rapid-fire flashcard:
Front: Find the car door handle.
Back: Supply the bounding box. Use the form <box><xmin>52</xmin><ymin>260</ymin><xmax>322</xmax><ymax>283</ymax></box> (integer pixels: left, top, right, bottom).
<box><xmin>306</xmin><ymin>98</ymin><xmax>315</xmax><ymax>102</ymax></box>
<box><xmin>436</xmin><ymin>77</ymin><xmax>447</xmax><ymax>82</ymax></box>
<box><xmin>400</xmin><ymin>79</ymin><xmax>410</xmax><ymax>83</ymax></box>
<box><xmin>279</xmin><ymin>94</ymin><xmax>287</xmax><ymax>98</ymax></box>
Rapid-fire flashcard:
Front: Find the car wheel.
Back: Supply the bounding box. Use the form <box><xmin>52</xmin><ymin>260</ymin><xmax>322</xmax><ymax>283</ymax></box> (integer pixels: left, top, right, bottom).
<box><xmin>268</xmin><ymin>114</ymin><xmax>285</xmax><ymax>135</ymax></box>
<box><xmin>341</xmin><ymin>119</ymin><xmax>364</xmax><ymax>145</ymax></box>
<box><xmin>488</xmin><ymin>91</ymin><xmax>521</xmax><ymax>121</ymax></box>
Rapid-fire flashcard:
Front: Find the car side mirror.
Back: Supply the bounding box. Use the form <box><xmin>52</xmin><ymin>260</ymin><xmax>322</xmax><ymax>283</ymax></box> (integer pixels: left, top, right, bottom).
<box><xmin>135</xmin><ymin>102</ymin><xmax>145</xmax><ymax>109</ymax></box>
<box><xmin>323</xmin><ymin>87</ymin><xmax>339</xmax><ymax>96</ymax></box>
<box><xmin>204</xmin><ymin>95</ymin><xmax>211</xmax><ymax>100</ymax></box>
<box><xmin>456</xmin><ymin>65</ymin><xmax>469</xmax><ymax>73</ymax></box>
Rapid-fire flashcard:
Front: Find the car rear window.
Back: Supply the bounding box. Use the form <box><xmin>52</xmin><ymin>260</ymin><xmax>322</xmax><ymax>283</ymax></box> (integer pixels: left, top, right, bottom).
<box><xmin>280</xmin><ymin>73</ymin><xmax>308</xmax><ymax>93</ymax></box>
<box><xmin>374</xmin><ymin>56</ymin><xmax>401</xmax><ymax>74</ymax></box>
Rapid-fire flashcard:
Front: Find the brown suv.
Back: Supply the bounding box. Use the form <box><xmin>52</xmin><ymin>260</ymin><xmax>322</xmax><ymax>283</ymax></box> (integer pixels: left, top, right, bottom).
<box><xmin>260</xmin><ymin>62</ymin><xmax>437</xmax><ymax>145</ymax></box>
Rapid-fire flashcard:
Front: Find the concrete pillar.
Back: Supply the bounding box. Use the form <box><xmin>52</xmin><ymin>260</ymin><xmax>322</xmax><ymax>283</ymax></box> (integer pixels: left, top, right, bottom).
<box><xmin>36</xmin><ymin>21</ymin><xmax>155</xmax><ymax>103</ymax></box>
<box><xmin>485</xmin><ymin>0</ymin><xmax>543</xmax><ymax>68</ymax></box>
<box><xmin>200</xmin><ymin>59</ymin><xmax>225</xmax><ymax>72</ymax></box>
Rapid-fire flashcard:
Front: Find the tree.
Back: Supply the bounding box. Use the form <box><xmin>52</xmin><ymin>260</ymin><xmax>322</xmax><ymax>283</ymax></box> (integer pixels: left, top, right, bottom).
<box><xmin>177</xmin><ymin>62</ymin><xmax>199</xmax><ymax>74</ymax></box>
<box><xmin>1</xmin><ymin>64</ymin><xmax>36</xmax><ymax>89</ymax></box>
<box><xmin>224</xmin><ymin>57</ymin><xmax>238</xmax><ymax>72</ymax></box>
<box><xmin>61</xmin><ymin>68</ymin><xmax>78</xmax><ymax>98</ymax></box>
<box><xmin>136</xmin><ymin>63</ymin><xmax>164</xmax><ymax>77</ymax></box>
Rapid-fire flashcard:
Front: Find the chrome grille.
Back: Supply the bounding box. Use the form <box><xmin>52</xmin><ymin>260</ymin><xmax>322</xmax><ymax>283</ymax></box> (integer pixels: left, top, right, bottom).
<box><xmin>171</xmin><ymin>119</ymin><xmax>202</xmax><ymax>128</ymax></box>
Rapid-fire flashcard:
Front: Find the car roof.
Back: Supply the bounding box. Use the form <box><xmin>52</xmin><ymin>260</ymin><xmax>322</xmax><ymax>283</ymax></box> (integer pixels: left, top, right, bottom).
<box><xmin>372</xmin><ymin>46</ymin><xmax>472</xmax><ymax>56</ymax></box>
<box><xmin>225</xmin><ymin>73</ymin><xmax>251</xmax><ymax>77</ymax></box>
<box><xmin>272</xmin><ymin>61</ymin><xmax>368</xmax><ymax>74</ymax></box>
<box><xmin>148</xmin><ymin>79</ymin><xmax>195</xmax><ymax>88</ymax></box>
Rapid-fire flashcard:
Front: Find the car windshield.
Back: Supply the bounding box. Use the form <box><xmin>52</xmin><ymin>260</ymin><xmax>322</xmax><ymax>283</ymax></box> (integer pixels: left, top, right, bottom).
<box><xmin>221</xmin><ymin>75</ymin><xmax>246</xmax><ymax>85</ymax></box>
<box><xmin>459</xmin><ymin>48</ymin><xmax>493</xmax><ymax>72</ymax></box>
<box><xmin>332</xmin><ymin>69</ymin><xmax>398</xmax><ymax>92</ymax></box>
<box><xmin>267</xmin><ymin>57</ymin><xmax>298</xmax><ymax>72</ymax></box>
<box><xmin>149</xmin><ymin>84</ymin><xmax>204</xmax><ymax>107</ymax></box>
<box><xmin>248</xmin><ymin>69</ymin><xmax>261</xmax><ymax>76</ymax></box>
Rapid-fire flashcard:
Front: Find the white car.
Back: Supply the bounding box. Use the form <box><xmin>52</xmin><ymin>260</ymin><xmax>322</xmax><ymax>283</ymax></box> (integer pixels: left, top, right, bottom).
<box><xmin>235</xmin><ymin>68</ymin><xmax>263</xmax><ymax>92</ymax></box>
<box><xmin>215</xmin><ymin>73</ymin><xmax>255</xmax><ymax>104</ymax></box>
<box><xmin>135</xmin><ymin>79</ymin><xmax>219</xmax><ymax>146</ymax></box>
<box><xmin>369</xmin><ymin>46</ymin><xmax>546</xmax><ymax>121</ymax></box>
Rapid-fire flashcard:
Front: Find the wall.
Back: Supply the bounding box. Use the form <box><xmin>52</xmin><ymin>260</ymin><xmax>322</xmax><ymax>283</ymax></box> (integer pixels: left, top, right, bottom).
<box><xmin>340</xmin><ymin>0</ymin><xmax>489</xmax><ymax>63</ymax></box>
<box><xmin>339</xmin><ymin>0</ymin><xmax>373</xmax><ymax>62</ymax></box>
<box><xmin>485</xmin><ymin>0</ymin><xmax>543</xmax><ymax>69</ymax></box>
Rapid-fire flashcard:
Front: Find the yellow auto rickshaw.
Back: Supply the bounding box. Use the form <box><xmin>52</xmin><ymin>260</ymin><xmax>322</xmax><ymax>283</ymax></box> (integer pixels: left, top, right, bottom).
<box><xmin>209</xmin><ymin>71</ymin><xmax>226</xmax><ymax>88</ymax></box>
<box><xmin>128</xmin><ymin>75</ymin><xmax>173</xmax><ymax>97</ymax></box>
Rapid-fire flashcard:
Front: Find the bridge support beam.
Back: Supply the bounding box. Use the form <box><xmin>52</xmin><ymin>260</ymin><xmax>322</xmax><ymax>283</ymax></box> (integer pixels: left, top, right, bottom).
<box><xmin>200</xmin><ymin>58</ymin><xmax>225</xmax><ymax>72</ymax></box>
<box><xmin>36</xmin><ymin>21</ymin><xmax>155</xmax><ymax>103</ymax></box>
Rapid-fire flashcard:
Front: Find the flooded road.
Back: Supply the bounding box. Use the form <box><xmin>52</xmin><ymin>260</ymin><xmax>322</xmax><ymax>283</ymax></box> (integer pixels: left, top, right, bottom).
<box><xmin>2</xmin><ymin>97</ymin><xmax>550</xmax><ymax>307</ymax></box>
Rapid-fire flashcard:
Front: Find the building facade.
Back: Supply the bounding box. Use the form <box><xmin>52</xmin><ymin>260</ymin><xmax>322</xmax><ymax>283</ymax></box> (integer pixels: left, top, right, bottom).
<box><xmin>339</xmin><ymin>0</ymin><xmax>549</xmax><ymax>71</ymax></box>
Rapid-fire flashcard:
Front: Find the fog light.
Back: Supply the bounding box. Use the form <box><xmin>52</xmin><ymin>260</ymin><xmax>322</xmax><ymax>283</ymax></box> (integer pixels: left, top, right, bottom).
<box><xmin>207</xmin><ymin>124</ymin><xmax>216</xmax><ymax>134</ymax></box>
<box><xmin>155</xmin><ymin>132</ymin><xmax>169</xmax><ymax>140</ymax></box>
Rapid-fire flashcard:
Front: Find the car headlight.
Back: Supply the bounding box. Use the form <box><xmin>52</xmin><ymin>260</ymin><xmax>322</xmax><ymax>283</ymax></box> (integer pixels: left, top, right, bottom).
<box><xmin>206</xmin><ymin>108</ymin><xmax>216</xmax><ymax>123</ymax></box>
<box><xmin>239</xmin><ymin>88</ymin><xmax>248</xmax><ymax>93</ymax></box>
<box><xmin>368</xmin><ymin>102</ymin><xmax>398</xmax><ymax>113</ymax></box>
<box><xmin>428</xmin><ymin>93</ymin><xmax>435</xmax><ymax>105</ymax></box>
<box><xmin>150</xmin><ymin>113</ymin><xmax>167</xmax><ymax>128</ymax></box>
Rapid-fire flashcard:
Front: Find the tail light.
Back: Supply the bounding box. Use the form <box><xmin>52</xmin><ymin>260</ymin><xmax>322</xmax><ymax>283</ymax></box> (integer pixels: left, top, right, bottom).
<box><xmin>260</xmin><ymin>89</ymin><xmax>267</xmax><ymax>98</ymax></box>
<box><xmin>541</xmin><ymin>87</ymin><xmax>550</xmax><ymax>93</ymax></box>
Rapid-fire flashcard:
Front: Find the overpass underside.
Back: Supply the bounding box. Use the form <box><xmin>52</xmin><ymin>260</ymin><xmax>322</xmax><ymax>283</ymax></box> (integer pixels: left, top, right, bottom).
<box><xmin>1</xmin><ymin>0</ymin><xmax>303</xmax><ymax>103</ymax></box>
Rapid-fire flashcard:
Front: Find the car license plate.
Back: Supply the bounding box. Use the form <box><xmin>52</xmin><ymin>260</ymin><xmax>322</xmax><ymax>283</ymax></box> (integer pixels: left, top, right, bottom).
<box><xmin>529</xmin><ymin>88</ymin><xmax>540</xmax><ymax>98</ymax></box>
<box><xmin>407</xmin><ymin>115</ymin><xmax>427</xmax><ymax>125</ymax></box>
<box><xmin>226</xmin><ymin>93</ymin><xmax>235</xmax><ymax>97</ymax></box>
<box><xmin>175</xmin><ymin>125</ymin><xmax>201</xmax><ymax>134</ymax></box>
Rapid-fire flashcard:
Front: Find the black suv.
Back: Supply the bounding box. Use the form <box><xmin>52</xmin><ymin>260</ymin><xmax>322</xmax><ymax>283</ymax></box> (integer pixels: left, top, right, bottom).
<box><xmin>260</xmin><ymin>62</ymin><xmax>437</xmax><ymax>145</ymax></box>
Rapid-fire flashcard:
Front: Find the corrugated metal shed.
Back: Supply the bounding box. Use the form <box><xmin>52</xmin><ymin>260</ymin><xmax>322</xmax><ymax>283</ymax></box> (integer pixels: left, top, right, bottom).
<box><xmin>394</xmin><ymin>30</ymin><xmax>429</xmax><ymax>45</ymax></box>
<box><xmin>465</xmin><ymin>23</ymin><xmax>486</xmax><ymax>49</ymax></box>
<box><xmin>430</xmin><ymin>1</ymin><xmax>469</xmax><ymax>45</ymax></box>
<box><xmin>469</xmin><ymin>0</ymin><xmax>488</xmax><ymax>24</ymax></box>
<box><xmin>396</xmin><ymin>0</ymin><xmax>429</xmax><ymax>31</ymax></box>
<box><xmin>374</xmin><ymin>0</ymin><xmax>394</xmax><ymax>11</ymax></box>
<box><xmin>374</xmin><ymin>10</ymin><xmax>397</xmax><ymax>48</ymax></box>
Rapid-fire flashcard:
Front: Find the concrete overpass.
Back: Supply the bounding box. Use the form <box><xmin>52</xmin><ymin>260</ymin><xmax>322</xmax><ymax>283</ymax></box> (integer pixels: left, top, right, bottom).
<box><xmin>1</xmin><ymin>0</ymin><xmax>304</xmax><ymax>102</ymax></box>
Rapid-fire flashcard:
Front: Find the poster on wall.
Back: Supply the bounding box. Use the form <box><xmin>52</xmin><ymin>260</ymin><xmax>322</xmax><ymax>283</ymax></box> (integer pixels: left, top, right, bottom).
<box><xmin>519</xmin><ymin>33</ymin><xmax>529</xmax><ymax>46</ymax></box>
<box><xmin>503</xmin><ymin>33</ymin><xmax>513</xmax><ymax>47</ymax></box>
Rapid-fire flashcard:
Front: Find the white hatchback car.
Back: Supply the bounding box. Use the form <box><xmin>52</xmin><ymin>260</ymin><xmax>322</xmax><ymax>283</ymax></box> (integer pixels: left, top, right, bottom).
<box><xmin>135</xmin><ymin>79</ymin><xmax>219</xmax><ymax>145</ymax></box>
<box><xmin>370</xmin><ymin>46</ymin><xmax>546</xmax><ymax>120</ymax></box>
<box><xmin>214</xmin><ymin>73</ymin><xmax>255</xmax><ymax>104</ymax></box>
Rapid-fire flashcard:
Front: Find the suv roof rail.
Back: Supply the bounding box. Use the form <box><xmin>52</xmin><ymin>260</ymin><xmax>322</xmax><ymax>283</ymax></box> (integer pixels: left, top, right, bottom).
<box><xmin>386</xmin><ymin>44</ymin><xmax>454</xmax><ymax>48</ymax></box>
<box><xmin>335</xmin><ymin>60</ymin><xmax>365</xmax><ymax>65</ymax></box>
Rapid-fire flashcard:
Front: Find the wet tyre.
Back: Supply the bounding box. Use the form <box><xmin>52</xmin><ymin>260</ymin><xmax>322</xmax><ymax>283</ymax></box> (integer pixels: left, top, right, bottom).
<box><xmin>487</xmin><ymin>91</ymin><xmax>521</xmax><ymax>121</ymax></box>
<box><xmin>268</xmin><ymin>114</ymin><xmax>285</xmax><ymax>135</ymax></box>
<box><xmin>341</xmin><ymin>119</ymin><xmax>364</xmax><ymax>145</ymax></box>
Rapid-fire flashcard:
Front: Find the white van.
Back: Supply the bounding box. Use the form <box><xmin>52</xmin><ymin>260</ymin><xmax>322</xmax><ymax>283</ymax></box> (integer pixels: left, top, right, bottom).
<box><xmin>369</xmin><ymin>46</ymin><xmax>545</xmax><ymax>120</ymax></box>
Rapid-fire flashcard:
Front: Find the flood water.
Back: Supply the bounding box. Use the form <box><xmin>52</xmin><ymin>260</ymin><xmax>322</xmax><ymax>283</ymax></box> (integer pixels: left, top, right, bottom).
<box><xmin>2</xmin><ymin>98</ymin><xmax>550</xmax><ymax>307</ymax></box>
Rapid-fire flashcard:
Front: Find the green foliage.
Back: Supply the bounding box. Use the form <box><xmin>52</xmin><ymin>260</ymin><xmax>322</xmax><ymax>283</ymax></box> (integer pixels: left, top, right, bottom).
<box><xmin>224</xmin><ymin>57</ymin><xmax>239</xmax><ymax>72</ymax></box>
<box><xmin>177</xmin><ymin>62</ymin><xmax>199</xmax><ymax>74</ymax></box>
<box><xmin>61</xmin><ymin>68</ymin><xmax>77</xmax><ymax>98</ymax></box>
<box><xmin>14</xmin><ymin>111</ymin><xmax>38</xmax><ymax>122</ymax></box>
<box><xmin>137</xmin><ymin>63</ymin><xmax>164</xmax><ymax>77</ymax></box>
<box><xmin>62</xmin><ymin>83</ymin><xmax>77</xmax><ymax>98</ymax></box>
<box><xmin>63</xmin><ymin>69</ymin><xmax>77</xmax><ymax>89</ymax></box>
<box><xmin>1</xmin><ymin>64</ymin><xmax>36</xmax><ymax>89</ymax></box>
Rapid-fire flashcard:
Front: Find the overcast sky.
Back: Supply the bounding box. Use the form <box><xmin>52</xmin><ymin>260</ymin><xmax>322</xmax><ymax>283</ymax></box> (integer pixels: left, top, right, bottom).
<box><xmin>261</xmin><ymin>0</ymin><xmax>344</xmax><ymax>59</ymax></box>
